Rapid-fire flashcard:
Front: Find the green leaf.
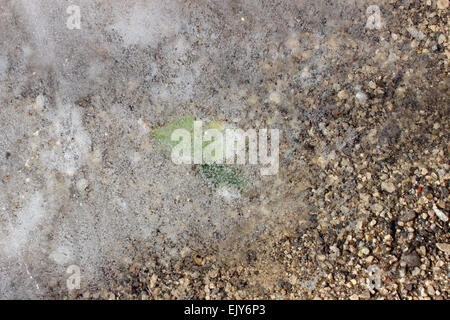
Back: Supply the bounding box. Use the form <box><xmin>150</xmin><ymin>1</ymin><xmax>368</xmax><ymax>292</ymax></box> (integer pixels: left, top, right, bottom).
<box><xmin>152</xmin><ymin>116</ymin><xmax>195</xmax><ymax>152</ymax></box>
<box><xmin>152</xmin><ymin>117</ymin><xmax>249</xmax><ymax>191</ymax></box>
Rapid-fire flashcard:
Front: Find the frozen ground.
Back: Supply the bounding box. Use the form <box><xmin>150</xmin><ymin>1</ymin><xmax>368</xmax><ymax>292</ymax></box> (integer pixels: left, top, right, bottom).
<box><xmin>0</xmin><ymin>0</ymin><xmax>449</xmax><ymax>299</ymax></box>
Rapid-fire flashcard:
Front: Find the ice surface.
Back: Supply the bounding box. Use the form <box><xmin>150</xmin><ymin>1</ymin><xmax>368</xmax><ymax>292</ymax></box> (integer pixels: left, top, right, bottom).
<box><xmin>0</xmin><ymin>0</ymin><xmax>386</xmax><ymax>298</ymax></box>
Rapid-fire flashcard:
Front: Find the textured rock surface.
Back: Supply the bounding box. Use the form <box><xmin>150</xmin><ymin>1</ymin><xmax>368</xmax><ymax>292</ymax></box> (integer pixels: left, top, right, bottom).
<box><xmin>0</xmin><ymin>0</ymin><xmax>449</xmax><ymax>299</ymax></box>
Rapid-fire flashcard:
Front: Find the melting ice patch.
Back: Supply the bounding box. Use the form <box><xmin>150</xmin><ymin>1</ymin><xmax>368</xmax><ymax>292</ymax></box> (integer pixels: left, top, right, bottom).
<box><xmin>49</xmin><ymin>246</ymin><xmax>73</xmax><ymax>265</ymax></box>
<box><xmin>107</xmin><ymin>0</ymin><xmax>184</xmax><ymax>47</ymax></box>
<box><xmin>0</xmin><ymin>55</ymin><xmax>7</xmax><ymax>77</ymax></box>
<box><xmin>40</xmin><ymin>104</ymin><xmax>91</xmax><ymax>176</ymax></box>
<box><xmin>0</xmin><ymin>192</ymin><xmax>45</xmax><ymax>259</ymax></box>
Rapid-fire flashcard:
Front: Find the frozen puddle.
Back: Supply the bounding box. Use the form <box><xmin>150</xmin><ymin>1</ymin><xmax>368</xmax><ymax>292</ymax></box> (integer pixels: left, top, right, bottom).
<box><xmin>0</xmin><ymin>0</ymin><xmax>407</xmax><ymax>298</ymax></box>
